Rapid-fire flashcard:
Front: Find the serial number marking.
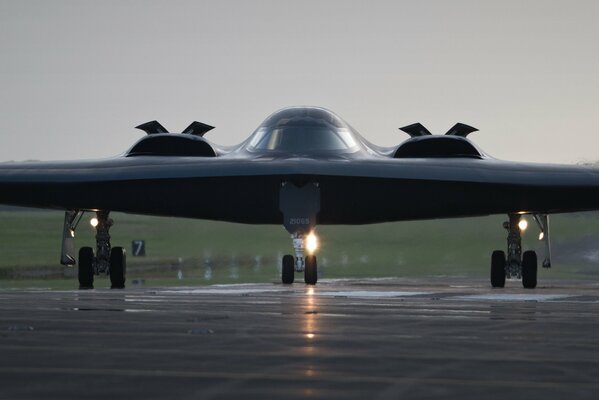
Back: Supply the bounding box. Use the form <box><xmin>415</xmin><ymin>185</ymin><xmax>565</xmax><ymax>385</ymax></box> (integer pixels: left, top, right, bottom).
<box><xmin>289</xmin><ymin>218</ymin><xmax>311</xmax><ymax>225</ymax></box>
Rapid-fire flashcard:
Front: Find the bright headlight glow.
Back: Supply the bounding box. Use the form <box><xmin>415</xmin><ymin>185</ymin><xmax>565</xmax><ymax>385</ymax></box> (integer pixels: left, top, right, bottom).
<box><xmin>539</xmin><ymin>232</ymin><xmax>545</xmax><ymax>240</ymax></box>
<box><xmin>518</xmin><ymin>219</ymin><xmax>528</xmax><ymax>231</ymax></box>
<box><xmin>306</xmin><ymin>232</ymin><xmax>319</xmax><ymax>254</ymax></box>
<box><xmin>90</xmin><ymin>217</ymin><xmax>99</xmax><ymax>227</ymax></box>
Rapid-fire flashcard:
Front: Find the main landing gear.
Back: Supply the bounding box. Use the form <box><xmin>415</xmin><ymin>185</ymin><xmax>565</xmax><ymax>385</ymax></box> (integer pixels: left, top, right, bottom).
<box><xmin>281</xmin><ymin>232</ymin><xmax>318</xmax><ymax>285</ymax></box>
<box><xmin>61</xmin><ymin>210</ymin><xmax>126</xmax><ymax>289</ymax></box>
<box><xmin>490</xmin><ymin>213</ymin><xmax>551</xmax><ymax>289</ymax></box>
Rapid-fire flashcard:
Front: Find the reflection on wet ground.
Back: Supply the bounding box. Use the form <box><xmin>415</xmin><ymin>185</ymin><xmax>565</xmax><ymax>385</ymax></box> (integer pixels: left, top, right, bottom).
<box><xmin>0</xmin><ymin>277</ymin><xmax>598</xmax><ymax>399</ymax></box>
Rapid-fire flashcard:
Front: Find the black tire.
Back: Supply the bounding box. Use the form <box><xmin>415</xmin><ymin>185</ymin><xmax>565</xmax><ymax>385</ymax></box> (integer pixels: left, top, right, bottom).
<box><xmin>304</xmin><ymin>255</ymin><xmax>317</xmax><ymax>285</ymax></box>
<box><xmin>522</xmin><ymin>250</ymin><xmax>538</xmax><ymax>289</ymax></box>
<box><xmin>78</xmin><ymin>247</ymin><xmax>94</xmax><ymax>290</ymax></box>
<box><xmin>491</xmin><ymin>250</ymin><xmax>506</xmax><ymax>288</ymax></box>
<box><xmin>109</xmin><ymin>247</ymin><xmax>126</xmax><ymax>289</ymax></box>
<box><xmin>282</xmin><ymin>254</ymin><xmax>295</xmax><ymax>284</ymax></box>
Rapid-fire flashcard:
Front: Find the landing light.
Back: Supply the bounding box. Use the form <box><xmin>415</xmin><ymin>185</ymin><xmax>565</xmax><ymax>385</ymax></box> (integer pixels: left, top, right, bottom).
<box><xmin>518</xmin><ymin>219</ymin><xmax>528</xmax><ymax>231</ymax></box>
<box><xmin>90</xmin><ymin>217</ymin><xmax>99</xmax><ymax>228</ymax></box>
<box><xmin>306</xmin><ymin>232</ymin><xmax>319</xmax><ymax>254</ymax></box>
<box><xmin>539</xmin><ymin>232</ymin><xmax>545</xmax><ymax>240</ymax></box>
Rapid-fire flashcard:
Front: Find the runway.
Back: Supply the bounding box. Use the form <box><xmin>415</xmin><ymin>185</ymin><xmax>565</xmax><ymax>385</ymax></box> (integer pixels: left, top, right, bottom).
<box><xmin>1</xmin><ymin>277</ymin><xmax>598</xmax><ymax>399</ymax></box>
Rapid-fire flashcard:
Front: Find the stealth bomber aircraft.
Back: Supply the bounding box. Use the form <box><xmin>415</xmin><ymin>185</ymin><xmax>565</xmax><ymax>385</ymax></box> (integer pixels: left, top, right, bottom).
<box><xmin>1</xmin><ymin>106</ymin><xmax>598</xmax><ymax>289</ymax></box>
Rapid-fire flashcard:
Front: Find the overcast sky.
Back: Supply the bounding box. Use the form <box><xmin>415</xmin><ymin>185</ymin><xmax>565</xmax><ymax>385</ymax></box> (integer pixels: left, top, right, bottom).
<box><xmin>1</xmin><ymin>0</ymin><xmax>598</xmax><ymax>163</ymax></box>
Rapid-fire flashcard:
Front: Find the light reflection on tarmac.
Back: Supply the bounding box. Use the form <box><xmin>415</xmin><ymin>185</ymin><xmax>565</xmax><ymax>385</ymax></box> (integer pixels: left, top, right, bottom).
<box><xmin>0</xmin><ymin>277</ymin><xmax>598</xmax><ymax>399</ymax></box>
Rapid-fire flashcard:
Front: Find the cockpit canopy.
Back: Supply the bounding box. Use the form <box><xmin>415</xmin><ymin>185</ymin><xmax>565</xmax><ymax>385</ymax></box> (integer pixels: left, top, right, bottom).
<box><xmin>247</xmin><ymin>107</ymin><xmax>359</xmax><ymax>153</ymax></box>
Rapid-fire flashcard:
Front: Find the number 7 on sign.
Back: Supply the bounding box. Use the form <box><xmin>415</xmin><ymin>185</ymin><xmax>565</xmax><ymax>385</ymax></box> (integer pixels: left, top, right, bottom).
<box><xmin>132</xmin><ymin>240</ymin><xmax>145</xmax><ymax>257</ymax></box>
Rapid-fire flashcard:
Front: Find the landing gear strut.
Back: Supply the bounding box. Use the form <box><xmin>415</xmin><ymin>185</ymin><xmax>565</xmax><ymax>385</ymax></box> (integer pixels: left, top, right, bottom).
<box><xmin>61</xmin><ymin>210</ymin><xmax>126</xmax><ymax>289</ymax></box>
<box><xmin>94</xmin><ymin>210</ymin><xmax>113</xmax><ymax>276</ymax></box>
<box><xmin>505</xmin><ymin>213</ymin><xmax>523</xmax><ymax>280</ymax></box>
<box><xmin>491</xmin><ymin>213</ymin><xmax>550</xmax><ymax>289</ymax></box>
<box><xmin>279</xmin><ymin>181</ymin><xmax>320</xmax><ymax>285</ymax></box>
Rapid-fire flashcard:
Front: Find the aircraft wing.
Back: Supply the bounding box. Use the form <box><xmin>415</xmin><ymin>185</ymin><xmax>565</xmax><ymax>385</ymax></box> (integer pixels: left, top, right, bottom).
<box><xmin>1</xmin><ymin>155</ymin><xmax>599</xmax><ymax>224</ymax></box>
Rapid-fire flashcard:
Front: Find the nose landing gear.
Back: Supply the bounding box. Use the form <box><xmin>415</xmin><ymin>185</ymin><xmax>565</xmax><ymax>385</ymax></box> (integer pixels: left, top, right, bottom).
<box><xmin>281</xmin><ymin>233</ymin><xmax>318</xmax><ymax>285</ymax></box>
<box><xmin>279</xmin><ymin>181</ymin><xmax>321</xmax><ymax>285</ymax></box>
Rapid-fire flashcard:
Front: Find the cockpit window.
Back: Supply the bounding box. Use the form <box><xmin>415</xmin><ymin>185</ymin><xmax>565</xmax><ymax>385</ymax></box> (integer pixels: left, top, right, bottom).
<box><xmin>247</xmin><ymin>107</ymin><xmax>358</xmax><ymax>152</ymax></box>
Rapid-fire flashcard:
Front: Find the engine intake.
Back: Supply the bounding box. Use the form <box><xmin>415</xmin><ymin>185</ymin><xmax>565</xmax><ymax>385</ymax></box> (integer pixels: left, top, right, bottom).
<box><xmin>393</xmin><ymin>136</ymin><xmax>483</xmax><ymax>159</ymax></box>
<box><xmin>126</xmin><ymin>134</ymin><xmax>217</xmax><ymax>157</ymax></box>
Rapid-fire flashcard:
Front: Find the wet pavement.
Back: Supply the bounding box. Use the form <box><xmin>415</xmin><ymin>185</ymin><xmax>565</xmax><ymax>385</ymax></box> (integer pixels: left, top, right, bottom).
<box><xmin>1</xmin><ymin>277</ymin><xmax>598</xmax><ymax>399</ymax></box>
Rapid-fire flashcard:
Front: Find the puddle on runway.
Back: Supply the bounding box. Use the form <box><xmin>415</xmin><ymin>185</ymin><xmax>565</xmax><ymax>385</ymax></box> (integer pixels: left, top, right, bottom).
<box><xmin>158</xmin><ymin>287</ymin><xmax>288</xmax><ymax>295</ymax></box>
<box><xmin>314</xmin><ymin>290</ymin><xmax>431</xmax><ymax>298</ymax></box>
<box><xmin>453</xmin><ymin>293</ymin><xmax>573</xmax><ymax>302</ymax></box>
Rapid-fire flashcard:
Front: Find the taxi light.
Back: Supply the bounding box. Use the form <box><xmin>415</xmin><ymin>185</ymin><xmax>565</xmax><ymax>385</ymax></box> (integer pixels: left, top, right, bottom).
<box><xmin>90</xmin><ymin>217</ymin><xmax>99</xmax><ymax>227</ymax></box>
<box><xmin>306</xmin><ymin>232</ymin><xmax>318</xmax><ymax>254</ymax></box>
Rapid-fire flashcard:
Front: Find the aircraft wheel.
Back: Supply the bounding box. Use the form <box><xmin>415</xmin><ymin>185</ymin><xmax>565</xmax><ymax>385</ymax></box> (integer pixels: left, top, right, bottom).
<box><xmin>491</xmin><ymin>250</ymin><xmax>506</xmax><ymax>288</ymax></box>
<box><xmin>282</xmin><ymin>254</ymin><xmax>295</xmax><ymax>284</ymax></box>
<box><xmin>78</xmin><ymin>247</ymin><xmax>94</xmax><ymax>290</ymax></box>
<box><xmin>304</xmin><ymin>255</ymin><xmax>317</xmax><ymax>285</ymax></box>
<box><xmin>109</xmin><ymin>247</ymin><xmax>126</xmax><ymax>289</ymax></box>
<box><xmin>522</xmin><ymin>250</ymin><xmax>538</xmax><ymax>289</ymax></box>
